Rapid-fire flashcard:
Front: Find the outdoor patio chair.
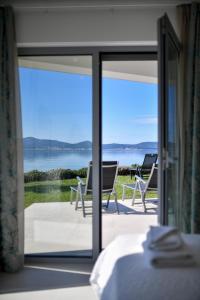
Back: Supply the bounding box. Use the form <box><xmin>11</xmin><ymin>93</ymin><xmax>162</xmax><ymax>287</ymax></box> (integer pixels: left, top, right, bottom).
<box><xmin>122</xmin><ymin>163</ymin><xmax>158</xmax><ymax>212</ymax></box>
<box><xmin>130</xmin><ymin>153</ymin><xmax>158</xmax><ymax>179</ymax></box>
<box><xmin>70</xmin><ymin>161</ymin><xmax>119</xmax><ymax>217</ymax></box>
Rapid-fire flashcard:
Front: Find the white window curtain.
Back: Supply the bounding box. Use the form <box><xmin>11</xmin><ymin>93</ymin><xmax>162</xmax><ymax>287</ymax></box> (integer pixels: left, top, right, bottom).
<box><xmin>0</xmin><ymin>6</ymin><xmax>24</xmax><ymax>272</ymax></box>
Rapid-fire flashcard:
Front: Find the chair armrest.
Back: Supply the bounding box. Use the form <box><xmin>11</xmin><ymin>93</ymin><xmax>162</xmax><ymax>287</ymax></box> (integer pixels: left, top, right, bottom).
<box><xmin>135</xmin><ymin>175</ymin><xmax>146</xmax><ymax>184</ymax></box>
<box><xmin>76</xmin><ymin>176</ymin><xmax>85</xmax><ymax>185</ymax></box>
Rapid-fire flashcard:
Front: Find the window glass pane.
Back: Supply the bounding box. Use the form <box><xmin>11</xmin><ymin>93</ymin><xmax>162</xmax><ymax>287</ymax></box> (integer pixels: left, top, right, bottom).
<box><xmin>166</xmin><ymin>40</ymin><xmax>180</xmax><ymax>226</ymax></box>
<box><xmin>102</xmin><ymin>60</ymin><xmax>158</xmax><ymax>248</ymax></box>
<box><xmin>19</xmin><ymin>56</ymin><xmax>92</xmax><ymax>256</ymax></box>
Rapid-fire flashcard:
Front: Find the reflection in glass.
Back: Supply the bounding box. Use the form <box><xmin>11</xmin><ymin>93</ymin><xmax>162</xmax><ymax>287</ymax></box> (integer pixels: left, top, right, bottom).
<box><xmin>166</xmin><ymin>40</ymin><xmax>180</xmax><ymax>226</ymax></box>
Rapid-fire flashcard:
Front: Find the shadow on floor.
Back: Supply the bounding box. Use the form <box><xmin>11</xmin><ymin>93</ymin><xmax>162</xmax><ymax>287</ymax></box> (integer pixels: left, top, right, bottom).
<box><xmin>26</xmin><ymin>249</ymin><xmax>92</xmax><ymax>257</ymax></box>
<box><xmin>76</xmin><ymin>199</ymin><xmax>158</xmax><ymax>216</ymax></box>
<box><xmin>102</xmin><ymin>200</ymin><xmax>158</xmax><ymax>215</ymax></box>
<box><xmin>0</xmin><ymin>263</ymin><xmax>93</xmax><ymax>294</ymax></box>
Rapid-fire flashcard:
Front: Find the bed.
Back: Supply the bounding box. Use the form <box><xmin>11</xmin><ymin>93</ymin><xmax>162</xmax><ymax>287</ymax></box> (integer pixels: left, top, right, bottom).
<box><xmin>90</xmin><ymin>234</ymin><xmax>200</xmax><ymax>300</ymax></box>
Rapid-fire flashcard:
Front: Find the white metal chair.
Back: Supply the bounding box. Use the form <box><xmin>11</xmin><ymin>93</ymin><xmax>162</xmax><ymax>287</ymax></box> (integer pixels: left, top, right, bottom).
<box><xmin>122</xmin><ymin>163</ymin><xmax>158</xmax><ymax>212</ymax></box>
<box><xmin>70</xmin><ymin>161</ymin><xmax>119</xmax><ymax>217</ymax></box>
<box><xmin>130</xmin><ymin>153</ymin><xmax>158</xmax><ymax>179</ymax></box>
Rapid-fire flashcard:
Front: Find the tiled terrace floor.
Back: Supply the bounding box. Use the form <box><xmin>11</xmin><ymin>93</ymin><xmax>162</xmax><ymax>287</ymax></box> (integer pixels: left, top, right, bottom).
<box><xmin>25</xmin><ymin>198</ymin><xmax>158</xmax><ymax>255</ymax></box>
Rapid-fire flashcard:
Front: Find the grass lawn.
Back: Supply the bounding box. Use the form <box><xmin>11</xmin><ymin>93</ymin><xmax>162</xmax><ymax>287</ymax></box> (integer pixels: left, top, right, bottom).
<box><xmin>24</xmin><ymin>175</ymin><xmax>158</xmax><ymax>208</ymax></box>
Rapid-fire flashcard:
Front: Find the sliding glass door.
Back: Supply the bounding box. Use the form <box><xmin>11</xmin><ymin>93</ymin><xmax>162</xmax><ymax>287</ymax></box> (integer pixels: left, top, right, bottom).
<box><xmin>158</xmin><ymin>15</ymin><xmax>181</xmax><ymax>226</ymax></box>
<box><xmin>18</xmin><ymin>46</ymin><xmax>158</xmax><ymax>260</ymax></box>
<box><xmin>19</xmin><ymin>55</ymin><xmax>93</xmax><ymax>257</ymax></box>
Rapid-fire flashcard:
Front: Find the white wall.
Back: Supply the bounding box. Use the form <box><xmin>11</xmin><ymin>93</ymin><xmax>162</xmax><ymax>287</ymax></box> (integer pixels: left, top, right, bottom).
<box><xmin>15</xmin><ymin>6</ymin><xmax>178</xmax><ymax>47</ymax></box>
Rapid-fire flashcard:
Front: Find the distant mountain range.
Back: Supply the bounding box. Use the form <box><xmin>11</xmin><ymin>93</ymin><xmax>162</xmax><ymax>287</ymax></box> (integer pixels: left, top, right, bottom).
<box><xmin>24</xmin><ymin>137</ymin><xmax>157</xmax><ymax>150</ymax></box>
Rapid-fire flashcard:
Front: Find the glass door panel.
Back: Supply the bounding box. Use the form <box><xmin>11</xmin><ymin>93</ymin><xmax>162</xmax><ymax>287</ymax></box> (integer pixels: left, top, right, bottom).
<box><xmin>158</xmin><ymin>15</ymin><xmax>181</xmax><ymax>225</ymax></box>
<box><xmin>101</xmin><ymin>59</ymin><xmax>158</xmax><ymax>248</ymax></box>
<box><xmin>19</xmin><ymin>56</ymin><xmax>93</xmax><ymax>256</ymax></box>
<box><xmin>167</xmin><ymin>38</ymin><xmax>179</xmax><ymax>225</ymax></box>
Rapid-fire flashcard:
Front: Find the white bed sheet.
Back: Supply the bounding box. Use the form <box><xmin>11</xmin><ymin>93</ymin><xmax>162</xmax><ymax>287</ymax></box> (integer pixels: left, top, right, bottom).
<box><xmin>90</xmin><ymin>234</ymin><xmax>200</xmax><ymax>300</ymax></box>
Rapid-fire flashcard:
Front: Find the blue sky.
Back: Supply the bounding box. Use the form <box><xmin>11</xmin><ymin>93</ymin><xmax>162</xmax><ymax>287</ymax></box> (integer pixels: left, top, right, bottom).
<box><xmin>19</xmin><ymin>67</ymin><xmax>157</xmax><ymax>144</ymax></box>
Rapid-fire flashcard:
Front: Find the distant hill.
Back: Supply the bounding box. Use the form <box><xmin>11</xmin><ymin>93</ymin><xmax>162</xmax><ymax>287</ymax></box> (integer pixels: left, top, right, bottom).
<box><xmin>103</xmin><ymin>142</ymin><xmax>157</xmax><ymax>150</ymax></box>
<box><xmin>24</xmin><ymin>137</ymin><xmax>157</xmax><ymax>150</ymax></box>
<box><xmin>24</xmin><ymin>137</ymin><xmax>92</xmax><ymax>150</ymax></box>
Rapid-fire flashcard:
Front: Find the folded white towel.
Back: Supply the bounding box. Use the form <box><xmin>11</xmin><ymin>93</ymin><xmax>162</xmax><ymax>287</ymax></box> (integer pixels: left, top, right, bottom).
<box><xmin>143</xmin><ymin>241</ymin><xmax>195</xmax><ymax>268</ymax></box>
<box><xmin>147</xmin><ymin>226</ymin><xmax>183</xmax><ymax>251</ymax></box>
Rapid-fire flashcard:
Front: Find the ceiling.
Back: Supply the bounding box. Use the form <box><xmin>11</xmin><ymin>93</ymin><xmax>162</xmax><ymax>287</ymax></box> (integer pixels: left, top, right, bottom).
<box><xmin>19</xmin><ymin>56</ymin><xmax>157</xmax><ymax>84</ymax></box>
<box><xmin>7</xmin><ymin>0</ymin><xmax>192</xmax><ymax>11</ymax></box>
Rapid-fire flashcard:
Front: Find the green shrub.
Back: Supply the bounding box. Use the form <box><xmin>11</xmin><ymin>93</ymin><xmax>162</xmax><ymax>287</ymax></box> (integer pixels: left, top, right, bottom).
<box><xmin>117</xmin><ymin>167</ymin><xmax>130</xmax><ymax>176</ymax></box>
<box><xmin>24</xmin><ymin>168</ymin><xmax>87</xmax><ymax>183</ymax></box>
<box><xmin>24</xmin><ymin>170</ymin><xmax>47</xmax><ymax>183</ymax></box>
<box><xmin>24</xmin><ymin>165</ymin><xmax>140</xmax><ymax>183</ymax></box>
